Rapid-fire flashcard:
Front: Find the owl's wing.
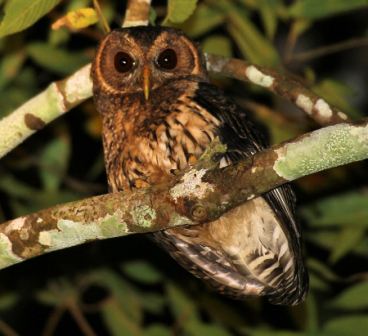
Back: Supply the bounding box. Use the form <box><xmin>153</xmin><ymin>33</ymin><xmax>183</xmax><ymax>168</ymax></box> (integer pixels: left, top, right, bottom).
<box><xmin>192</xmin><ymin>81</ymin><xmax>308</xmax><ymax>304</ymax></box>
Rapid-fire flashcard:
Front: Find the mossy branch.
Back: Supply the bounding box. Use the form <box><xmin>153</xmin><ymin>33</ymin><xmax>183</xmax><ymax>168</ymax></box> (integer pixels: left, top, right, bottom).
<box><xmin>1</xmin><ymin>119</ymin><xmax>368</xmax><ymax>270</ymax></box>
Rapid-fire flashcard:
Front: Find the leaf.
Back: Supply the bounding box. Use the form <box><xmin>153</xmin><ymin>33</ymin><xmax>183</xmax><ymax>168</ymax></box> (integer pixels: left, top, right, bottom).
<box><xmin>36</xmin><ymin>279</ymin><xmax>76</xmax><ymax>306</ymax></box>
<box><xmin>166</xmin><ymin>282</ymin><xmax>199</xmax><ymax>324</ymax></box>
<box><xmin>202</xmin><ymin>35</ymin><xmax>232</xmax><ymax>58</ymax></box>
<box><xmin>143</xmin><ymin>324</ymin><xmax>171</xmax><ymax>336</ymax></box>
<box><xmin>187</xmin><ymin>322</ymin><xmax>233</xmax><ymax>336</ymax></box>
<box><xmin>288</xmin><ymin>0</ymin><xmax>368</xmax><ymax>19</ymax></box>
<box><xmin>258</xmin><ymin>0</ymin><xmax>278</xmax><ymax>40</ymax></box>
<box><xmin>220</xmin><ymin>2</ymin><xmax>280</xmax><ymax>67</ymax></box>
<box><xmin>0</xmin><ymin>293</ymin><xmax>18</xmax><ymax>311</ymax></box>
<box><xmin>0</xmin><ymin>51</ymin><xmax>26</xmax><ymax>90</ymax></box>
<box><xmin>140</xmin><ymin>293</ymin><xmax>166</xmax><ymax>314</ymax></box>
<box><xmin>52</xmin><ymin>7</ymin><xmax>98</xmax><ymax>30</ymax></box>
<box><xmin>101</xmin><ymin>298</ymin><xmax>142</xmax><ymax>336</ymax></box>
<box><xmin>85</xmin><ymin>269</ymin><xmax>143</xmax><ymax>324</ymax></box>
<box><xmin>301</xmin><ymin>192</ymin><xmax>368</xmax><ymax>228</ymax></box>
<box><xmin>308</xmin><ymin>258</ymin><xmax>340</xmax><ymax>282</ymax></box>
<box><xmin>0</xmin><ymin>0</ymin><xmax>62</xmax><ymax>38</ymax></box>
<box><xmin>323</xmin><ymin>315</ymin><xmax>368</xmax><ymax>336</ymax></box>
<box><xmin>164</xmin><ymin>0</ymin><xmax>198</xmax><ymax>24</ymax></box>
<box><xmin>178</xmin><ymin>4</ymin><xmax>225</xmax><ymax>38</ymax></box>
<box><xmin>27</xmin><ymin>42</ymin><xmax>90</xmax><ymax>75</ymax></box>
<box><xmin>329</xmin><ymin>226</ymin><xmax>366</xmax><ymax>263</ymax></box>
<box><xmin>329</xmin><ymin>282</ymin><xmax>368</xmax><ymax>310</ymax></box>
<box><xmin>39</xmin><ymin>134</ymin><xmax>70</xmax><ymax>192</ymax></box>
<box><xmin>121</xmin><ymin>260</ymin><xmax>162</xmax><ymax>285</ymax></box>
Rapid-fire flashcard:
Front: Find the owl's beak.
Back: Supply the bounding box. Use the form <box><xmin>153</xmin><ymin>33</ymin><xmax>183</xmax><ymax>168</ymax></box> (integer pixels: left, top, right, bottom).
<box><xmin>143</xmin><ymin>66</ymin><xmax>150</xmax><ymax>100</ymax></box>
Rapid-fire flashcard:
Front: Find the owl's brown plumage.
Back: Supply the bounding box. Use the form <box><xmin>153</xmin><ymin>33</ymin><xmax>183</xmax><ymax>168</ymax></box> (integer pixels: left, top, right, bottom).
<box><xmin>92</xmin><ymin>26</ymin><xmax>308</xmax><ymax>305</ymax></box>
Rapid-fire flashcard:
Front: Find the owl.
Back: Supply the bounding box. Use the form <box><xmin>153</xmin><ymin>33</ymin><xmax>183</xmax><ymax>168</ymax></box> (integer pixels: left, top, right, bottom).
<box><xmin>91</xmin><ymin>26</ymin><xmax>308</xmax><ymax>305</ymax></box>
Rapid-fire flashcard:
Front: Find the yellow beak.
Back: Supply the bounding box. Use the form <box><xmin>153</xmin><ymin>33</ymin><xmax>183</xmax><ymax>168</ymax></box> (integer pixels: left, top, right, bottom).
<box><xmin>143</xmin><ymin>66</ymin><xmax>150</xmax><ymax>101</ymax></box>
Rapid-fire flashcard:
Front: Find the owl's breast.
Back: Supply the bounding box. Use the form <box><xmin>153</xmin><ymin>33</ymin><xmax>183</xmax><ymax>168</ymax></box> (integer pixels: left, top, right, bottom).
<box><xmin>104</xmin><ymin>92</ymin><xmax>221</xmax><ymax>191</ymax></box>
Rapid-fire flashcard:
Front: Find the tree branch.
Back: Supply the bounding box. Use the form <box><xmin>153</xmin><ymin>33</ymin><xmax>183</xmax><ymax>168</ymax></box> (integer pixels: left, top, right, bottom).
<box><xmin>205</xmin><ymin>54</ymin><xmax>349</xmax><ymax>125</ymax></box>
<box><xmin>122</xmin><ymin>0</ymin><xmax>152</xmax><ymax>27</ymax></box>
<box><xmin>0</xmin><ymin>52</ymin><xmax>350</xmax><ymax>160</ymax></box>
<box><xmin>1</xmin><ymin>119</ymin><xmax>367</xmax><ymax>270</ymax></box>
<box><xmin>0</xmin><ymin>64</ymin><xmax>92</xmax><ymax>159</ymax></box>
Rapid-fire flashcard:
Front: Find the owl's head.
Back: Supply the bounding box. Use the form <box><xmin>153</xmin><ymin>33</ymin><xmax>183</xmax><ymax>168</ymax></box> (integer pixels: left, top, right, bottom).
<box><xmin>92</xmin><ymin>26</ymin><xmax>208</xmax><ymax>99</ymax></box>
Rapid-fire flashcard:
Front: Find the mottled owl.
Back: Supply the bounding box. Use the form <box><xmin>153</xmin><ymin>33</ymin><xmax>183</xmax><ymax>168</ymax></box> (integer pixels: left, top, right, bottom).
<box><xmin>91</xmin><ymin>26</ymin><xmax>308</xmax><ymax>305</ymax></box>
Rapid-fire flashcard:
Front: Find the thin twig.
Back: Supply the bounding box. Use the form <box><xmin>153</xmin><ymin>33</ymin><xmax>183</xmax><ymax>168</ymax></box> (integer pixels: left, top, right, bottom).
<box><xmin>67</xmin><ymin>299</ymin><xmax>97</xmax><ymax>336</ymax></box>
<box><xmin>0</xmin><ymin>320</ymin><xmax>19</xmax><ymax>336</ymax></box>
<box><xmin>122</xmin><ymin>0</ymin><xmax>152</xmax><ymax>27</ymax></box>
<box><xmin>42</xmin><ymin>305</ymin><xmax>66</xmax><ymax>336</ymax></box>
<box><xmin>92</xmin><ymin>0</ymin><xmax>110</xmax><ymax>33</ymax></box>
<box><xmin>205</xmin><ymin>54</ymin><xmax>350</xmax><ymax>125</ymax></box>
<box><xmin>289</xmin><ymin>37</ymin><xmax>368</xmax><ymax>64</ymax></box>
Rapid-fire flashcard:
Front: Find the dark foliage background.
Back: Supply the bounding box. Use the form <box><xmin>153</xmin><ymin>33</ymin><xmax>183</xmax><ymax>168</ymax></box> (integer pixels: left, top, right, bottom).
<box><xmin>0</xmin><ymin>0</ymin><xmax>368</xmax><ymax>335</ymax></box>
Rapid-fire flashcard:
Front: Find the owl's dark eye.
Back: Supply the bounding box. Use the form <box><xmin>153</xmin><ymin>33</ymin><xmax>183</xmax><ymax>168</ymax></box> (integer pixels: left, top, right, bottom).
<box><xmin>114</xmin><ymin>52</ymin><xmax>136</xmax><ymax>73</ymax></box>
<box><xmin>156</xmin><ymin>49</ymin><xmax>177</xmax><ymax>70</ymax></box>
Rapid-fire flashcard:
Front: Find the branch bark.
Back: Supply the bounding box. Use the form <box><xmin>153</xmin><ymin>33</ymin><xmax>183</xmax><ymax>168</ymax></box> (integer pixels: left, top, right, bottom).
<box><xmin>122</xmin><ymin>0</ymin><xmax>152</xmax><ymax>27</ymax></box>
<box><xmin>1</xmin><ymin>119</ymin><xmax>367</xmax><ymax>270</ymax></box>
<box><xmin>205</xmin><ymin>54</ymin><xmax>349</xmax><ymax>125</ymax></box>
<box><xmin>0</xmin><ymin>53</ymin><xmax>350</xmax><ymax>159</ymax></box>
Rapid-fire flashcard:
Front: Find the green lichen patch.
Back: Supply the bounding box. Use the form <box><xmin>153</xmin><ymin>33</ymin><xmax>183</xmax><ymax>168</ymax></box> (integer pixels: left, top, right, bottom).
<box><xmin>39</xmin><ymin>213</ymin><xmax>129</xmax><ymax>252</ymax></box>
<box><xmin>168</xmin><ymin>212</ymin><xmax>193</xmax><ymax>227</ymax></box>
<box><xmin>274</xmin><ymin>123</ymin><xmax>368</xmax><ymax>181</ymax></box>
<box><xmin>100</xmin><ymin>211</ymin><xmax>129</xmax><ymax>237</ymax></box>
<box><xmin>170</xmin><ymin>168</ymin><xmax>214</xmax><ymax>202</ymax></box>
<box><xmin>0</xmin><ymin>233</ymin><xmax>23</xmax><ymax>269</ymax></box>
<box><xmin>196</xmin><ymin>137</ymin><xmax>227</xmax><ymax>170</ymax></box>
<box><xmin>131</xmin><ymin>205</ymin><xmax>157</xmax><ymax>228</ymax></box>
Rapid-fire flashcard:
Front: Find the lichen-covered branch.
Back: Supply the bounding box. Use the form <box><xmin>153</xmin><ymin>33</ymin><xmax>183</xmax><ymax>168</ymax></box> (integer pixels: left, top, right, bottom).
<box><xmin>1</xmin><ymin>120</ymin><xmax>367</xmax><ymax>270</ymax></box>
<box><xmin>0</xmin><ymin>52</ymin><xmax>351</xmax><ymax>159</ymax></box>
<box><xmin>0</xmin><ymin>64</ymin><xmax>92</xmax><ymax>159</ymax></box>
<box><xmin>205</xmin><ymin>54</ymin><xmax>349</xmax><ymax>125</ymax></box>
<box><xmin>122</xmin><ymin>0</ymin><xmax>152</xmax><ymax>27</ymax></box>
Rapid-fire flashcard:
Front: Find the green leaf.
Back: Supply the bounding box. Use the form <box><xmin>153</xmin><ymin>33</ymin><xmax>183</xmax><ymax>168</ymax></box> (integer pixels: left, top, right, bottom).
<box><xmin>143</xmin><ymin>324</ymin><xmax>171</xmax><ymax>336</ymax></box>
<box><xmin>323</xmin><ymin>315</ymin><xmax>368</xmax><ymax>336</ymax></box>
<box><xmin>28</xmin><ymin>42</ymin><xmax>90</xmax><ymax>75</ymax></box>
<box><xmin>166</xmin><ymin>282</ymin><xmax>199</xmax><ymax>323</ymax></box>
<box><xmin>0</xmin><ymin>51</ymin><xmax>26</xmax><ymax>90</ymax></box>
<box><xmin>164</xmin><ymin>0</ymin><xmax>198</xmax><ymax>24</ymax></box>
<box><xmin>258</xmin><ymin>0</ymin><xmax>278</xmax><ymax>40</ymax></box>
<box><xmin>0</xmin><ymin>293</ymin><xmax>18</xmax><ymax>311</ymax></box>
<box><xmin>149</xmin><ymin>7</ymin><xmax>157</xmax><ymax>26</ymax></box>
<box><xmin>121</xmin><ymin>260</ymin><xmax>162</xmax><ymax>284</ymax></box>
<box><xmin>329</xmin><ymin>226</ymin><xmax>366</xmax><ymax>263</ymax></box>
<box><xmin>187</xmin><ymin>322</ymin><xmax>233</xmax><ymax>336</ymax></box>
<box><xmin>202</xmin><ymin>35</ymin><xmax>232</xmax><ymax>58</ymax></box>
<box><xmin>178</xmin><ymin>4</ymin><xmax>225</xmax><ymax>38</ymax></box>
<box><xmin>248</xmin><ymin>330</ymin><xmax>318</xmax><ymax>336</ymax></box>
<box><xmin>0</xmin><ymin>0</ymin><xmax>62</xmax><ymax>38</ymax></box>
<box><xmin>329</xmin><ymin>282</ymin><xmax>368</xmax><ymax>310</ymax></box>
<box><xmin>301</xmin><ymin>192</ymin><xmax>368</xmax><ymax>228</ymax></box>
<box><xmin>308</xmin><ymin>258</ymin><xmax>340</xmax><ymax>282</ymax></box>
<box><xmin>288</xmin><ymin>0</ymin><xmax>368</xmax><ymax>19</ymax></box>
<box><xmin>220</xmin><ymin>2</ymin><xmax>280</xmax><ymax>67</ymax></box>
<box><xmin>85</xmin><ymin>269</ymin><xmax>143</xmax><ymax>324</ymax></box>
<box><xmin>101</xmin><ymin>298</ymin><xmax>142</xmax><ymax>336</ymax></box>
<box><xmin>39</xmin><ymin>135</ymin><xmax>70</xmax><ymax>192</ymax></box>
<box><xmin>36</xmin><ymin>279</ymin><xmax>75</xmax><ymax>306</ymax></box>
<box><xmin>140</xmin><ymin>293</ymin><xmax>166</xmax><ymax>314</ymax></box>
